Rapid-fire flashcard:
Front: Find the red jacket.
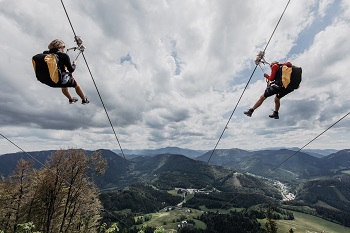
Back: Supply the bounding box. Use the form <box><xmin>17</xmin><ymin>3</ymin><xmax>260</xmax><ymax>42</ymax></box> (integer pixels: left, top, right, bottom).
<box><xmin>264</xmin><ymin>62</ymin><xmax>292</xmax><ymax>81</ymax></box>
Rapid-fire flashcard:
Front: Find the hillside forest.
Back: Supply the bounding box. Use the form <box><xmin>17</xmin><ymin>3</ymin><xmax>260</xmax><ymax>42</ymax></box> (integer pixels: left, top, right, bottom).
<box><xmin>0</xmin><ymin>149</ymin><xmax>349</xmax><ymax>233</ymax></box>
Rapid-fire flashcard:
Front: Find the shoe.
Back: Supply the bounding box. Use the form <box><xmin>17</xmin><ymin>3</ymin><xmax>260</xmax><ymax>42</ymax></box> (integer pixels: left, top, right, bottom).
<box><xmin>269</xmin><ymin>111</ymin><xmax>279</xmax><ymax>119</ymax></box>
<box><xmin>244</xmin><ymin>108</ymin><xmax>254</xmax><ymax>117</ymax></box>
<box><xmin>69</xmin><ymin>97</ymin><xmax>78</xmax><ymax>104</ymax></box>
<box><xmin>82</xmin><ymin>97</ymin><xmax>89</xmax><ymax>105</ymax></box>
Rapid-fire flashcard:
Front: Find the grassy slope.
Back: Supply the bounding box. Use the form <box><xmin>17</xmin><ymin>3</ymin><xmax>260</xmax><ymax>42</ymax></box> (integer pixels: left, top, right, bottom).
<box><xmin>274</xmin><ymin>211</ymin><xmax>350</xmax><ymax>233</ymax></box>
<box><xmin>137</xmin><ymin>208</ymin><xmax>205</xmax><ymax>232</ymax></box>
<box><xmin>135</xmin><ymin>189</ymin><xmax>350</xmax><ymax>233</ymax></box>
<box><xmin>142</xmin><ymin>208</ymin><xmax>350</xmax><ymax>233</ymax></box>
<box><xmin>341</xmin><ymin>170</ymin><xmax>350</xmax><ymax>175</ymax></box>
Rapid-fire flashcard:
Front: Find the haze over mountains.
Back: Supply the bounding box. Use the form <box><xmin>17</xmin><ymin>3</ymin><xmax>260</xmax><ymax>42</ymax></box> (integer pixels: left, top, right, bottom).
<box><xmin>0</xmin><ymin>147</ymin><xmax>348</xmax><ymax>185</ymax></box>
<box><xmin>111</xmin><ymin>146</ymin><xmax>338</xmax><ymax>159</ymax></box>
<box><xmin>112</xmin><ymin>146</ymin><xmax>207</xmax><ymax>159</ymax></box>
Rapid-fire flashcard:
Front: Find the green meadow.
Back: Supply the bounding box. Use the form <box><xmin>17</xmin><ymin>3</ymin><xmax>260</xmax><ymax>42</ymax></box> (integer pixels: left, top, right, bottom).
<box><xmin>135</xmin><ymin>207</ymin><xmax>205</xmax><ymax>233</ymax></box>
<box><xmin>136</xmin><ymin>208</ymin><xmax>350</xmax><ymax>233</ymax></box>
<box><xmin>274</xmin><ymin>211</ymin><xmax>350</xmax><ymax>233</ymax></box>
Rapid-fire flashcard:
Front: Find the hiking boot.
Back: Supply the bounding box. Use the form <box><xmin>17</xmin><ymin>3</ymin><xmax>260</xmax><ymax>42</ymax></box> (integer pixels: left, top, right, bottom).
<box><xmin>82</xmin><ymin>97</ymin><xmax>89</xmax><ymax>105</ymax></box>
<box><xmin>244</xmin><ymin>108</ymin><xmax>254</xmax><ymax>117</ymax></box>
<box><xmin>69</xmin><ymin>97</ymin><xmax>78</xmax><ymax>104</ymax></box>
<box><xmin>269</xmin><ymin>111</ymin><xmax>279</xmax><ymax>119</ymax></box>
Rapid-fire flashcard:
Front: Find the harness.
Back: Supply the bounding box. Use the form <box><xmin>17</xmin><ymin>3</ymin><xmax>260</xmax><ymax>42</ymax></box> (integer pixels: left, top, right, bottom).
<box><xmin>32</xmin><ymin>36</ymin><xmax>86</xmax><ymax>87</ymax></box>
<box><xmin>254</xmin><ymin>51</ymin><xmax>302</xmax><ymax>90</ymax></box>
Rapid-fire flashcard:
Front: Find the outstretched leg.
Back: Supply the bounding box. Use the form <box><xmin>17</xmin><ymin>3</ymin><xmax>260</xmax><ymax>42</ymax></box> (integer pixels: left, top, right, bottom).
<box><xmin>74</xmin><ymin>81</ymin><xmax>86</xmax><ymax>100</ymax></box>
<box><xmin>252</xmin><ymin>95</ymin><xmax>267</xmax><ymax>110</ymax></box>
<box><xmin>244</xmin><ymin>95</ymin><xmax>267</xmax><ymax>117</ymax></box>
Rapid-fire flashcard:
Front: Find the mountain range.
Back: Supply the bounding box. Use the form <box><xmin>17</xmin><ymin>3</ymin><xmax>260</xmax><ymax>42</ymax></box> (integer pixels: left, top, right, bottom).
<box><xmin>1</xmin><ymin>146</ymin><xmax>349</xmax><ymax>232</ymax></box>
<box><xmin>110</xmin><ymin>146</ymin><xmax>337</xmax><ymax>159</ymax></box>
<box><xmin>112</xmin><ymin>146</ymin><xmax>207</xmax><ymax>159</ymax></box>
<box><xmin>196</xmin><ymin>148</ymin><xmax>350</xmax><ymax>182</ymax></box>
<box><xmin>1</xmin><ymin>148</ymin><xmax>348</xmax><ymax>184</ymax></box>
<box><xmin>1</xmin><ymin>147</ymin><xmax>349</xmax><ymax>217</ymax></box>
<box><xmin>0</xmin><ymin>149</ymin><xmax>282</xmax><ymax>200</ymax></box>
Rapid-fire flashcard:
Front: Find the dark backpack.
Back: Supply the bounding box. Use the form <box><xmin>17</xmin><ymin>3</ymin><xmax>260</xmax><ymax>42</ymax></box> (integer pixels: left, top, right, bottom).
<box><xmin>32</xmin><ymin>53</ymin><xmax>62</xmax><ymax>87</ymax></box>
<box><xmin>280</xmin><ymin>65</ymin><xmax>302</xmax><ymax>90</ymax></box>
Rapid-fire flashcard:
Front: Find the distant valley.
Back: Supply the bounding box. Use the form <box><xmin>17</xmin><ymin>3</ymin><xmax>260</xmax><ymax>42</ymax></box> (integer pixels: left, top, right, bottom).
<box><xmin>1</xmin><ymin>147</ymin><xmax>349</xmax><ymax>229</ymax></box>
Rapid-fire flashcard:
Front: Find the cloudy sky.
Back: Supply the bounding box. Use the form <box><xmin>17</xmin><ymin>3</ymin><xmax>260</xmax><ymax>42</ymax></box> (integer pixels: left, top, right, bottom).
<box><xmin>1</xmin><ymin>0</ymin><xmax>350</xmax><ymax>155</ymax></box>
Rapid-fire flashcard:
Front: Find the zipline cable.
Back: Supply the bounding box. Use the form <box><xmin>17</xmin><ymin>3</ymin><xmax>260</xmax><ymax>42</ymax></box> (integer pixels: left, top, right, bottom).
<box><xmin>206</xmin><ymin>0</ymin><xmax>291</xmax><ymax>165</ymax></box>
<box><xmin>206</xmin><ymin>65</ymin><xmax>257</xmax><ymax>165</ymax></box>
<box><xmin>58</xmin><ymin>0</ymin><xmax>156</xmax><ymax>217</ymax></box>
<box><xmin>216</xmin><ymin>110</ymin><xmax>350</xmax><ymax>210</ymax></box>
<box><xmin>1</xmin><ymin>133</ymin><xmax>47</xmax><ymax>168</ymax></box>
<box><xmin>263</xmin><ymin>111</ymin><xmax>350</xmax><ymax>177</ymax></box>
<box><xmin>59</xmin><ymin>0</ymin><xmax>128</xmax><ymax>169</ymax></box>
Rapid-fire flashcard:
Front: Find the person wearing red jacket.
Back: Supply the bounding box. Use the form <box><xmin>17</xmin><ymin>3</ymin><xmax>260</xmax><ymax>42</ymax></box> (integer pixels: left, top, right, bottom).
<box><xmin>244</xmin><ymin>61</ymin><xmax>294</xmax><ymax>119</ymax></box>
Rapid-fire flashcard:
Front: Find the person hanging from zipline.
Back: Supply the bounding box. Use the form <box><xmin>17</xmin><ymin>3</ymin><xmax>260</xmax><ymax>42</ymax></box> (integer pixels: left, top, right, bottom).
<box><xmin>244</xmin><ymin>52</ymin><xmax>302</xmax><ymax>119</ymax></box>
<box><xmin>32</xmin><ymin>39</ymin><xmax>89</xmax><ymax>104</ymax></box>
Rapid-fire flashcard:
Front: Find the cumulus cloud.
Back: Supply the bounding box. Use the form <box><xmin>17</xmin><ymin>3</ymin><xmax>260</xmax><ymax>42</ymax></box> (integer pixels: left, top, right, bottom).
<box><xmin>0</xmin><ymin>0</ymin><xmax>349</xmax><ymax>154</ymax></box>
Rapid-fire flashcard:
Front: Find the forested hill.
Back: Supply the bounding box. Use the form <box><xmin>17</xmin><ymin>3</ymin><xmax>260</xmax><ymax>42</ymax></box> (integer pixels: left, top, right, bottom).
<box><xmin>1</xmin><ymin>148</ymin><xmax>349</xmax><ymax>185</ymax></box>
<box><xmin>0</xmin><ymin>149</ymin><xmax>128</xmax><ymax>188</ymax></box>
<box><xmin>195</xmin><ymin>148</ymin><xmax>350</xmax><ymax>182</ymax></box>
<box><xmin>0</xmin><ymin>149</ymin><xmax>127</xmax><ymax>180</ymax></box>
<box><xmin>1</xmin><ymin>148</ymin><xmax>350</xmax><ymax>229</ymax></box>
<box><xmin>321</xmin><ymin>149</ymin><xmax>350</xmax><ymax>167</ymax></box>
<box><xmin>0</xmin><ymin>149</ymin><xmax>281</xmax><ymax>199</ymax></box>
<box><xmin>0</xmin><ymin>150</ymin><xmax>57</xmax><ymax>176</ymax></box>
